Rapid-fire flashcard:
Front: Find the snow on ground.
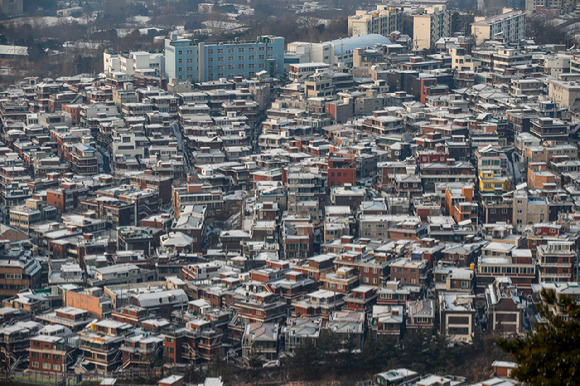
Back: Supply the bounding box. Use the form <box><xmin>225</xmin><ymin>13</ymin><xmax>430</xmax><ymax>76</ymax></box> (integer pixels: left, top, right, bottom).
<box><xmin>242</xmin><ymin>219</ymin><xmax>253</xmax><ymax>231</ymax></box>
<box><xmin>201</xmin><ymin>20</ymin><xmax>245</xmax><ymax>30</ymax></box>
<box><xmin>224</xmin><ymin>190</ymin><xmax>248</xmax><ymax>201</ymax></box>
<box><xmin>9</xmin><ymin>16</ymin><xmax>90</xmax><ymax>27</ymax></box>
<box><xmin>225</xmin><ymin>212</ymin><xmax>241</xmax><ymax>230</ymax></box>
<box><xmin>130</xmin><ymin>16</ymin><xmax>151</xmax><ymax>25</ymax></box>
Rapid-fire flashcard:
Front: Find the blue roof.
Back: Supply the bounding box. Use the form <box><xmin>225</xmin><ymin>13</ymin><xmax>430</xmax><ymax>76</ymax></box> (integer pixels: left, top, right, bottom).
<box><xmin>326</xmin><ymin>34</ymin><xmax>391</xmax><ymax>56</ymax></box>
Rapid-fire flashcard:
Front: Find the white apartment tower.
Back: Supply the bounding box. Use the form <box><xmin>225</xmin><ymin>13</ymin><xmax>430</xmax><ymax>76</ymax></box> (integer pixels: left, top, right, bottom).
<box><xmin>413</xmin><ymin>5</ymin><xmax>452</xmax><ymax>51</ymax></box>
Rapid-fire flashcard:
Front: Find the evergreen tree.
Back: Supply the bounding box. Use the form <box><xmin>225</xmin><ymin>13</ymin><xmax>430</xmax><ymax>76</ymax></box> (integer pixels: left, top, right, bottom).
<box><xmin>498</xmin><ymin>288</ymin><xmax>580</xmax><ymax>384</ymax></box>
<box><xmin>288</xmin><ymin>339</ymin><xmax>320</xmax><ymax>381</ymax></box>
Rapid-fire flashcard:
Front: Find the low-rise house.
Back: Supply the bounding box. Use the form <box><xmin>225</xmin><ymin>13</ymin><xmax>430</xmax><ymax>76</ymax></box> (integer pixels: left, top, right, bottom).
<box><xmin>120</xmin><ymin>333</ymin><xmax>165</xmax><ymax>370</ymax></box>
<box><xmin>242</xmin><ymin>322</ymin><xmax>280</xmax><ymax>362</ymax></box>
<box><xmin>325</xmin><ymin>310</ymin><xmax>365</xmax><ymax>350</ymax></box>
<box><xmin>370</xmin><ymin>305</ymin><xmax>405</xmax><ymax>337</ymax></box>
<box><xmin>78</xmin><ymin>319</ymin><xmax>133</xmax><ymax>373</ymax></box>
<box><xmin>405</xmin><ymin>299</ymin><xmax>435</xmax><ymax>331</ymax></box>
<box><xmin>28</xmin><ymin>334</ymin><xmax>73</xmax><ymax>374</ymax></box>
<box><xmin>439</xmin><ymin>292</ymin><xmax>475</xmax><ymax>343</ymax></box>
<box><xmin>486</xmin><ymin>277</ymin><xmax>523</xmax><ymax>335</ymax></box>
<box><xmin>283</xmin><ymin>317</ymin><xmax>321</xmax><ymax>352</ymax></box>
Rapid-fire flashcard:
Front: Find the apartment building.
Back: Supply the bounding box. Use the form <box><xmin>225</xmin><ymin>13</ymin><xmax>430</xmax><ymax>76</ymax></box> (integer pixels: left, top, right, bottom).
<box><xmin>0</xmin><ymin>252</ymin><xmax>42</xmax><ymax>299</ymax></box>
<box><xmin>28</xmin><ymin>335</ymin><xmax>72</xmax><ymax>374</ymax></box>
<box><xmin>103</xmin><ymin>51</ymin><xmax>164</xmax><ymax>76</ymax></box>
<box><xmin>348</xmin><ymin>6</ymin><xmax>403</xmax><ymax>37</ymax></box>
<box><xmin>172</xmin><ymin>184</ymin><xmax>223</xmax><ymax>215</ymax></box>
<box><xmin>413</xmin><ymin>6</ymin><xmax>451</xmax><ymax>50</ymax></box>
<box><xmin>477</xmin><ymin>243</ymin><xmax>536</xmax><ymax>294</ymax></box>
<box><xmin>472</xmin><ymin>9</ymin><xmax>526</xmax><ymax>46</ymax></box>
<box><xmin>537</xmin><ymin>240</ymin><xmax>576</xmax><ymax>283</ymax></box>
<box><xmin>165</xmin><ymin>35</ymin><xmax>284</xmax><ymax>82</ymax></box>
<box><xmin>78</xmin><ymin>319</ymin><xmax>133</xmax><ymax>373</ymax></box>
<box><xmin>486</xmin><ymin>278</ymin><xmax>523</xmax><ymax>335</ymax></box>
<box><xmin>439</xmin><ymin>292</ymin><xmax>475</xmax><ymax>343</ymax></box>
<box><xmin>548</xmin><ymin>78</ymin><xmax>580</xmax><ymax>113</ymax></box>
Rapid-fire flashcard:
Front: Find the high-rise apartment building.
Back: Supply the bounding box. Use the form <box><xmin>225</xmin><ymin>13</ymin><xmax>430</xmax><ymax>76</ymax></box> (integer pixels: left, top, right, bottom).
<box><xmin>471</xmin><ymin>9</ymin><xmax>526</xmax><ymax>45</ymax></box>
<box><xmin>348</xmin><ymin>6</ymin><xmax>403</xmax><ymax>37</ymax></box>
<box><xmin>164</xmin><ymin>35</ymin><xmax>284</xmax><ymax>83</ymax></box>
<box><xmin>413</xmin><ymin>5</ymin><xmax>452</xmax><ymax>51</ymax></box>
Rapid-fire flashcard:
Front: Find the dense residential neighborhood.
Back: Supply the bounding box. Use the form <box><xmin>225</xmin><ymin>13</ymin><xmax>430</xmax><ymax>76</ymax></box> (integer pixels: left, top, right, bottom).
<box><xmin>1</xmin><ymin>0</ymin><xmax>580</xmax><ymax>385</ymax></box>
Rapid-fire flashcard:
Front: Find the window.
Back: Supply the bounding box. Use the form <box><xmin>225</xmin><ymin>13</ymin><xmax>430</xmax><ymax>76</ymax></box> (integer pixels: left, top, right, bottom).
<box><xmin>32</xmin><ymin>362</ymin><xmax>39</xmax><ymax>368</ymax></box>
<box><xmin>53</xmin><ymin>364</ymin><xmax>61</xmax><ymax>371</ymax></box>
<box><xmin>43</xmin><ymin>363</ymin><xmax>51</xmax><ymax>370</ymax></box>
<box><xmin>217</xmin><ymin>48</ymin><xmax>224</xmax><ymax>53</ymax></box>
<box><xmin>238</xmin><ymin>48</ymin><xmax>244</xmax><ymax>53</ymax></box>
<box><xmin>238</xmin><ymin>56</ymin><xmax>245</xmax><ymax>61</ymax></box>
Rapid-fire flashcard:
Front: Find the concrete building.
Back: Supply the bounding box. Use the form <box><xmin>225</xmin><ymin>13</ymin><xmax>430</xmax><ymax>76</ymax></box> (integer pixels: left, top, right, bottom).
<box><xmin>413</xmin><ymin>6</ymin><xmax>451</xmax><ymax>51</ymax></box>
<box><xmin>439</xmin><ymin>292</ymin><xmax>475</xmax><ymax>343</ymax></box>
<box><xmin>471</xmin><ymin>9</ymin><xmax>526</xmax><ymax>46</ymax></box>
<box><xmin>103</xmin><ymin>51</ymin><xmax>164</xmax><ymax>76</ymax></box>
<box><xmin>525</xmin><ymin>0</ymin><xmax>576</xmax><ymax>14</ymax></box>
<box><xmin>165</xmin><ymin>35</ymin><xmax>284</xmax><ymax>82</ymax></box>
<box><xmin>348</xmin><ymin>6</ymin><xmax>403</xmax><ymax>37</ymax></box>
<box><xmin>537</xmin><ymin>240</ymin><xmax>576</xmax><ymax>283</ymax></box>
<box><xmin>485</xmin><ymin>278</ymin><xmax>522</xmax><ymax>335</ymax></box>
<box><xmin>287</xmin><ymin>35</ymin><xmax>391</xmax><ymax>67</ymax></box>
<box><xmin>548</xmin><ymin>78</ymin><xmax>580</xmax><ymax>113</ymax></box>
<box><xmin>513</xmin><ymin>189</ymin><xmax>549</xmax><ymax>226</ymax></box>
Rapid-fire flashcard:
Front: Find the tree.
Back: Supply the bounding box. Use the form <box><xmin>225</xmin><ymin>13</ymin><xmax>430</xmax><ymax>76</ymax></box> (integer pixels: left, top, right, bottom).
<box><xmin>248</xmin><ymin>346</ymin><xmax>264</xmax><ymax>370</ymax></box>
<box><xmin>287</xmin><ymin>339</ymin><xmax>320</xmax><ymax>381</ymax></box>
<box><xmin>526</xmin><ymin>16</ymin><xmax>570</xmax><ymax>46</ymax></box>
<box><xmin>498</xmin><ymin>288</ymin><xmax>580</xmax><ymax>384</ymax></box>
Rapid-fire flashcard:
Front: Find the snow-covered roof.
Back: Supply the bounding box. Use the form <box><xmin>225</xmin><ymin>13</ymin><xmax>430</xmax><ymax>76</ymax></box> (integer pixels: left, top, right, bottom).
<box><xmin>327</xmin><ymin>34</ymin><xmax>391</xmax><ymax>56</ymax></box>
